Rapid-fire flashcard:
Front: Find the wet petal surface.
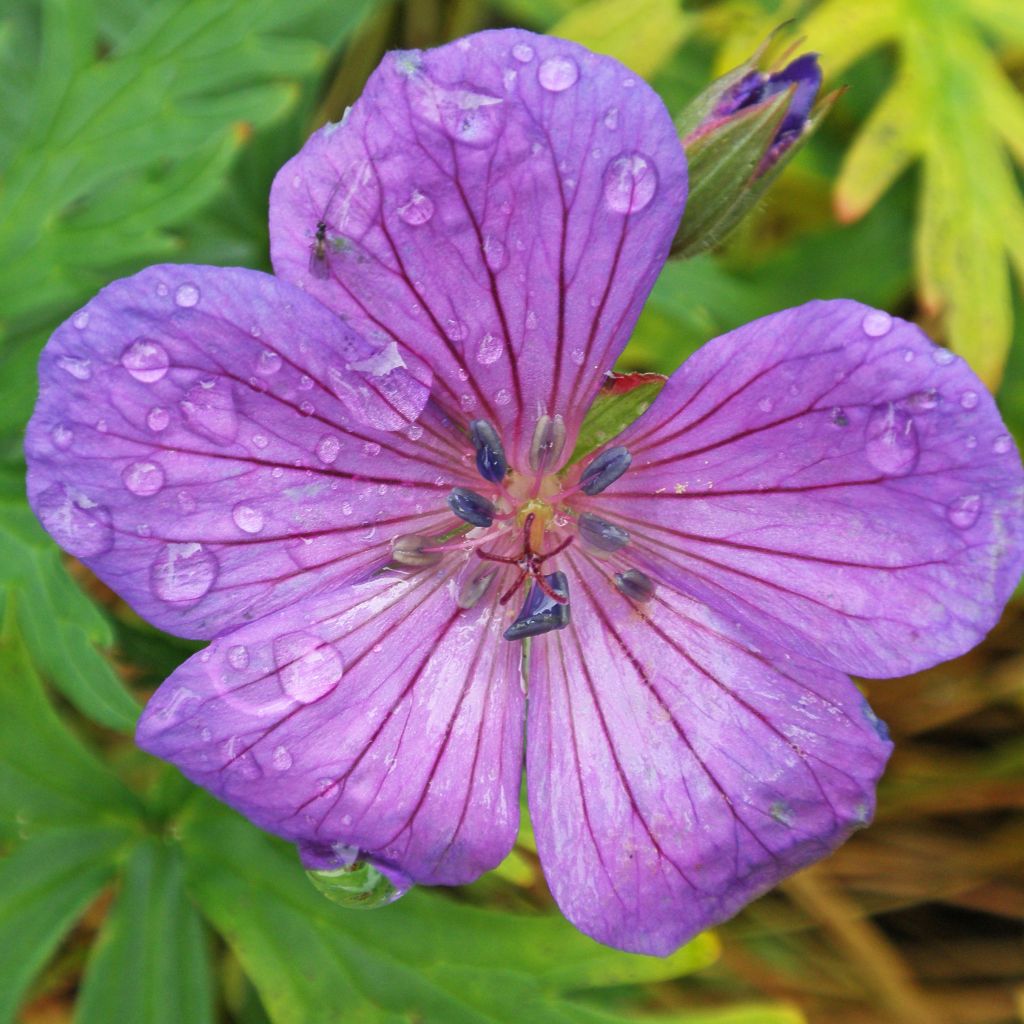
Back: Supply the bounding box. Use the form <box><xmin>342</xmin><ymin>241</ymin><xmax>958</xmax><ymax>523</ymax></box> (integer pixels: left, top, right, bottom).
<box><xmin>137</xmin><ymin>567</ymin><xmax>524</xmax><ymax>885</ymax></box>
<box><xmin>527</xmin><ymin>550</ymin><xmax>891</xmax><ymax>955</ymax></box>
<box><xmin>26</xmin><ymin>265</ymin><xmax>471</xmax><ymax>639</ymax></box>
<box><xmin>602</xmin><ymin>301</ymin><xmax>1024</xmax><ymax>678</ymax></box>
<box><xmin>270</xmin><ymin>28</ymin><xmax>687</xmax><ymax>463</ymax></box>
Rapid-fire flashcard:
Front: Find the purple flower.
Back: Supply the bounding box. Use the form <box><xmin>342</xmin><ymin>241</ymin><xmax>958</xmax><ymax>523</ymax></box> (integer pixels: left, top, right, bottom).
<box><xmin>25</xmin><ymin>29</ymin><xmax>1024</xmax><ymax>955</ymax></box>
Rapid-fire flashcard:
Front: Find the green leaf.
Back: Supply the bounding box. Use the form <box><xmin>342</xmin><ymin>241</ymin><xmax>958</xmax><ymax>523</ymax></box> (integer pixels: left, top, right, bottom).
<box><xmin>0</xmin><ymin>825</ymin><xmax>129</xmax><ymax>1023</ymax></box>
<box><xmin>180</xmin><ymin>798</ymin><xmax>719</xmax><ymax>1024</ymax></box>
<box><xmin>0</xmin><ymin>497</ymin><xmax>140</xmax><ymax>732</ymax></box>
<box><xmin>570</xmin><ymin>372</ymin><xmax>668</xmax><ymax>462</ymax></box>
<box><xmin>0</xmin><ymin>602</ymin><xmax>139</xmax><ymax>838</ymax></box>
<box><xmin>76</xmin><ymin>839</ymin><xmax>215</xmax><ymax>1024</ymax></box>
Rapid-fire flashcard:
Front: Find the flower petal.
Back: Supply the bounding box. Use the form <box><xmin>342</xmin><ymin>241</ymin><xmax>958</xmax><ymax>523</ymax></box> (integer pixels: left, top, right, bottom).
<box><xmin>269</xmin><ymin>28</ymin><xmax>687</xmax><ymax>463</ymax></box>
<box><xmin>602</xmin><ymin>301</ymin><xmax>1024</xmax><ymax>678</ymax></box>
<box><xmin>136</xmin><ymin>567</ymin><xmax>524</xmax><ymax>885</ymax></box>
<box><xmin>26</xmin><ymin>265</ymin><xmax>474</xmax><ymax>639</ymax></box>
<box><xmin>527</xmin><ymin>549</ymin><xmax>890</xmax><ymax>955</ymax></box>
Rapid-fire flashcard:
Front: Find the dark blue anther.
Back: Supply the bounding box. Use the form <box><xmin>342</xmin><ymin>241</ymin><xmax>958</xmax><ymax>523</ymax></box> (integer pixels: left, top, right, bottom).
<box><xmin>578</xmin><ymin>512</ymin><xmax>630</xmax><ymax>553</ymax></box>
<box><xmin>504</xmin><ymin>572</ymin><xmax>571</xmax><ymax>641</ymax></box>
<box><xmin>468</xmin><ymin>419</ymin><xmax>507</xmax><ymax>483</ymax></box>
<box><xmin>579</xmin><ymin>445</ymin><xmax>632</xmax><ymax>496</ymax></box>
<box><xmin>613</xmin><ymin>569</ymin><xmax>655</xmax><ymax>603</ymax></box>
<box><xmin>447</xmin><ymin>487</ymin><xmax>496</xmax><ymax>528</ymax></box>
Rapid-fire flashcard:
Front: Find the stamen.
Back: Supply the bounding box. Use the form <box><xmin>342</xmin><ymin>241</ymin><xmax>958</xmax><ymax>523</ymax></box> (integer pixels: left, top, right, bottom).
<box><xmin>614</xmin><ymin>568</ymin><xmax>655</xmax><ymax>603</ymax></box>
<box><xmin>391</xmin><ymin>534</ymin><xmax>442</xmax><ymax>567</ymax></box>
<box><xmin>504</xmin><ymin>572</ymin><xmax>571</xmax><ymax>640</ymax></box>
<box><xmin>468</xmin><ymin>419</ymin><xmax>508</xmax><ymax>483</ymax></box>
<box><xmin>447</xmin><ymin>487</ymin><xmax>496</xmax><ymax>528</ymax></box>
<box><xmin>528</xmin><ymin>414</ymin><xmax>567</xmax><ymax>474</ymax></box>
<box><xmin>577</xmin><ymin>512</ymin><xmax>630</xmax><ymax>553</ymax></box>
<box><xmin>579</xmin><ymin>445</ymin><xmax>632</xmax><ymax>495</ymax></box>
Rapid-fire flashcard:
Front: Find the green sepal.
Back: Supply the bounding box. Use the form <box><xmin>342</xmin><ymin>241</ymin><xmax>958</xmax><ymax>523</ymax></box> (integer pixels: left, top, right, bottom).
<box><xmin>570</xmin><ymin>371</ymin><xmax>667</xmax><ymax>464</ymax></box>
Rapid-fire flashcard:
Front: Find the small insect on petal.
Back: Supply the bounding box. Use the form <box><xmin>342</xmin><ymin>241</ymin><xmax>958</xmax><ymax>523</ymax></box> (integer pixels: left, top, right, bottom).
<box><xmin>529</xmin><ymin>413</ymin><xmax>567</xmax><ymax>473</ymax></box>
<box><xmin>447</xmin><ymin>487</ymin><xmax>496</xmax><ymax>528</ymax></box>
<box><xmin>504</xmin><ymin>571</ymin><xmax>571</xmax><ymax>640</ymax></box>
<box><xmin>392</xmin><ymin>534</ymin><xmax>442</xmax><ymax>566</ymax></box>
<box><xmin>578</xmin><ymin>512</ymin><xmax>630</xmax><ymax>552</ymax></box>
<box><xmin>614</xmin><ymin>568</ymin><xmax>655</xmax><ymax>602</ymax></box>
<box><xmin>580</xmin><ymin>445</ymin><xmax>632</xmax><ymax>495</ymax></box>
<box><xmin>468</xmin><ymin>418</ymin><xmax>508</xmax><ymax>483</ymax></box>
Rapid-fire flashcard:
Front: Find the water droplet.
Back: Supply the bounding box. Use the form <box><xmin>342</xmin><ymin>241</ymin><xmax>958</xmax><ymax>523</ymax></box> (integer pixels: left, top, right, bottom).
<box><xmin>476</xmin><ymin>333</ymin><xmax>504</xmax><ymax>364</ymax></box>
<box><xmin>57</xmin><ymin>355</ymin><xmax>92</xmax><ymax>380</ymax></box>
<box><xmin>495</xmin><ymin>388</ymin><xmax>512</xmax><ymax>406</ymax></box>
<box><xmin>362</xmin><ymin>441</ymin><xmax>381</xmax><ymax>457</ymax></box>
<box><xmin>604</xmin><ymin>107</ymin><xmax>619</xmax><ymax>130</ymax></box>
<box><xmin>757</xmin><ymin>397</ymin><xmax>774</xmax><ymax>413</ymax></box>
<box><xmin>251</xmin><ymin>433</ymin><xmax>269</xmax><ymax>449</ymax></box>
<box><xmin>177</xmin><ymin>490</ymin><xmax>197</xmax><ymax>514</ymax></box>
<box><xmin>908</xmin><ymin>388</ymin><xmax>939</xmax><ymax>411</ymax></box>
<box><xmin>406</xmin><ymin>423</ymin><xmax>423</xmax><ymax>441</ymax></box>
<box><xmin>51</xmin><ymin>424</ymin><xmax>74</xmax><ymax>450</ymax></box>
<box><xmin>232</xmin><ymin>503</ymin><xmax>264</xmax><ymax>534</ymax></box>
<box><xmin>603</xmin><ymin>153</ymin><xmax>657</xmax><ymax>214</ymax></box>
<box><xmin>150</xmin><ymin>543</ymin><xmax>218</xmax><ymax>603</ymax></box>
<box><xmin>147</xmin><ymin>407</ymin><xmax>170</xmax><ymax>432</ymax></box>
<box><xmin>257</xmin><ymin>350</ymin><xmax>282</xmax><ymax>375</ymax></box>
<box><xmin>227</xmin><ymin>645</ymin><xmax>250</xmax><ymax>670</ymax></box>
<box><xmin>861</xmin><ymin>310</ymin><xmax>892</xmax><ymax>337</ymax></box>
<box><xmin>482</xmin><ymin>235</ymin><xmax>506</xmax><ymax>270</ymax></box>
<box><xmin>72</xmin><ymin>311</ymin><xmax>90</xmax><ymax>329</ymax></box>
<box><xmin>570</xmin><ymin>347</ymin><xmax>584</xmax><ymax>366</ymax></box>
<box><xmin>341</xmin><ymin>501</ymin><xmax>353</xmax><ymax>516</ymax></box>
<box><xmin>864</xmin><ymin>403</ymin><xmax>919</xmax><ymax>476</ymax></box>
<box><xmin>398</xmin><ymin>190</ymin><xmax>434</xmax><ymax>226</ymax></box>
<box><xmin>959</xmin><ymin>390</ymin><xmax>979</xmax><ymax>410</ymax></box>
<box><xmin>274</xmin><ymin>631</ymin><xmax>343</xmax><ymax>703</ymax></box>
<box><xmin>122</xmin><ymin>461</ymin><xmax>165</xmax><ymax>496</ymax></box>
<box><xmin>538</xmin><ymin>55</ymin><xmax>579</xmax><ymax>92</ymax></box>
<box><xmin>299</xmin><ymin>400</ymin><xmax>315</xmax><ymax>416</ymax></box>
<box><xmin>992</xmin><ymin>434</ymin><xmax>1012</xmax><ymax>455</ymax></box>
<box><xmin>512</xmin><ymin>42</ymin><xmax>534</xmax><ymax>63</ymax></box>
<box><xmin>174</xmin><ymin>283</ymin><xmax>200</xmax><ymax>308</ymax></box>
<box><xmin>180</xmin><ymin>378</ymin><xmax>238</xmax><ymax>444</ymax></box>
<box><xmin>121</xmin><ymin>339</ymin><xmax>171</xmax><ymax>384</ymax></box>
<box><xmin>316</xmin><ymin>435</ymin><xmax>341</xmax><ymax>464</ymax></box>
<box><xmin>932</xmin><ymin>347</ymin><xmax>955</xmax><ymax>366</ymax></box>
<box><xmin>947</xmin><ymin>494</ymin><xmax>982</xmax><ymax>529</ymax></box>
<box><xmin>35</xmin><ymin>485</ymin><xmax>114</xmax><ymax>557</ymax></box>
<box><xmin>459</xmin><ymin>393</ymin><xmax>477</xmax><ymax>411</ymax></box>
<box><xmin>445</xmin><ymin>319</ymin><xmax>468</xmax><ymax>342</ymax></box>
<box><xmin>306</xmin><ymin>857</ymin><xmax>409</xmax><ymax>908</ymax></box>
<box><xmin>272</xmin><ymin>745</ymin><xmax>293</xmax><ymax>771</ymax></box>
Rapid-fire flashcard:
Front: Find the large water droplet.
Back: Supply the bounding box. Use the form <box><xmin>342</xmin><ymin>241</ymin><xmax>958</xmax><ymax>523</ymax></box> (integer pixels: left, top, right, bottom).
<box><xmin>227</xmin><ymin>644</ymin><xmax>250</xmax><ymax>670</ymax></box>
<box><xmin>57</xmin><ymin>355</ymin><xmax>92</xmax><ymax>380</ymax></box>
<box><xmin>35</xmin><ymin>485</ymin><xmax>114</xmax><ymax>558</ymax></box>
<box><xmin>121</xmin><ymin>339</ymin><xmax>170</xmax><ymax>383</ymax></box>
<box><xmin>398</xmin><ymin>190</ymin><xmax>434</xmax><ymax>226</ymax></box>
<box><xmin>861</xmin><ymin>310</ymin><xmax>892</xmax><ymax>337</ymax></box>
<box><xmin>150</xmin><ymin>543</ymin><xmax>218</xmax><ymax>603</ymax></box>
<box><xmin>306</xmin><ymin>857</ymin><xmax>410</xmax><ymax>909</ymax></box>
<box><xmin>147</xmin><ymin>407</ymin><xmax>170</xmax><ymax>432</ymax></box>
<box><xmin>864</xmin><ymin>403</ymin><xmax>919</xmax><ymax>476</ymax></box>
<box><xmin>122</xmin><ymin>461</ymin><xmax>165</xmax><ymax>496</ymax></box>
<box><xmin>174</xmin><ymin>283</ymin><xmax>200</xmax><ymax>308</ymax></box>
<box><xmin>946</xmin><ymin>494</ymin><xmax>982</xmax><ymax>529</ymax></box>
<box><xmin>180</xmin><ymin>378</ymin><xmax>238</xmax><ymax>444</ymax></box>
<box><xmin>257</xmin><ymin>350</ymin><xmax>282</xmax><ymax>375</ymax></box>
<box><xmin>232</xmin><ymin>503</ymin><xmax>264</xmax><ymax>534</ymax></box>
<box><xmin>51</xmin><ymin>424</ymin><xmax>74</xmax><ymax>450</ymax></box>
<box><xmin>603</xmin><ymin>153</ymin><xmax>657</xmax><ymax>214</ymax></box>
<box><xmin>273</xmin><ymin>631</ymin><xmax>343</xmax><ymax>703</ymax></box>
<box><xmin>476</xmin><ymin>332</ymin><xmax>504</xmax><ymax>364</ymax></box>
<box><xmin>538</xmin><ymin>55</ymin><xmax>579</xmax><ymax>92</ymax></box>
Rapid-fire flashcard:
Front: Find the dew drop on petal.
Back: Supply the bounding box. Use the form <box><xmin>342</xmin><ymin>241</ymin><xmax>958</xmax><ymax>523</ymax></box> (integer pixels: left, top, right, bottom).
<box><xmin>251</xmin><ymin>433</ymin><xmax>269</xmax><ymax>450</ymax></box>
<box><xmin>316</xmin><ymin>435</ymin><xmax>341</xmax><ymax>464</ymax></box>
<box><xmin>150</xmin><ymin>543</ymin><xmax>218</xmax><ymax>603</ymax></box>
<box><xmin>232</xmin><ymin>503</ymin><xmax>264</xmax><ymax>534</ymax></box>
<box><xmin>272</xmin><ymin>745</ymin><xmax>293</xmax><ymax>771</ymax></box>
<box><xmin>993</xmin><ymin>434</ymin><xmax>1012</xmax><ymax>454</ymax></box>
<box><xmin>35</xmin><ymin>486</ymin><xmax>114</xmax><ymax>558</ymax></box>
<box><xmin>959</xmin><ymin>390</ymin><xmax>979</xmax><ymax>410</ymax></box>
<box><xmin>122</xmin><ymin>461</ymin><xmax>165</xmax><ymax>497</ymax></box>
<box><xmin>459</xmin><ymin>393</ymin><xmax>477</xmax><ymax>411</ymax></box>
<box><xmin>257</xmin><ymin>350</ymin><xmax>282</xmax><ymax>375</ymax></box>
<box><xmin>121</xmin><ymin>339</ymin><xmax>170</xmax><ymax>383</ymax></box>
<box><xmin>482</xmin><ymin>235</ymin><xmax>506</xmax><ymax>270</ymax></box>
<box><xmin>908</xmin><ymin>387</ymin><xmax>939</xmax><ymax>411</ymax></box>
<box><xmin>864</xmin><ymin>403</ymin><xmax>919</xmax><ymax>476</ymax></box>
<box><xmin>495</xmin><ymin>388</ymin><xmax>512</xmax><ymax>406</ymax></box>
<box><xmin>603</xmin><ymin>153</ymin><xmax>657</xmax><ymax>214</ymax></box>
<box><xmin>51</xmin><ymin>424</ymin><xmax>74</xmax><ymax>450</ymax></box>
<box><xmin>604</xmin><ymin>107</ymin><xmax>619</xmax><ymax>130</ymax></box>
<box><xmin>932</xmin><ymin>347</ymin><xmax>955</xmax><ymax>366</ymax></box>
<box><xmin>362</xmin><ymin>441</ymin><xmax>381</xmax><ymax>457</ymax></box>
<box><xmin>174</xmin><ymin>283</ymin><xmax>200</xmax><ymax>308</ymax></box>
<box><xmin>476</xmin><ymin>333</ymin><xmax>504</xmax><ymax>364</ymax></box>
<box><xmin>398</xmin><ymin>190</ymin><xmax>434</xmax><ymax>226</ymax></box>
<box><xmin>73</xmin><ymin>311</ymin><xmax>90</xmax><ymax>329</ymax></box>
<box><xmin>274</xmin><ymin>632</ymin><xmax>343</xmax><ymax>703</ymax></box>
<box><xmin>147</xmin><ymin>406</ymin><xmax>170</xmax><ymax>432</ymax></box>
<box><xmin>538</xmin><ymin>55</ymin><xmax>579</xmax><ymax>91</ymax></box>
<box><xmin>512</xmin><ymin>42</ymin><xmax>534</xmax><ymax>62</ymax></box>
<box><xmin>946</xmin><ymin>494</ymin><xmax>982</xmax><ymax>529</ymax></box>
<box><xmin>227</xmin><ymin>644</ymin><xmax>250</xmax><ymax>670</ymax></box>
<box><xmin>860</xmin><ymin>310</ymin><xmax>892</xmax><ymax>337</ymax></box>
<box><xmin>57</xmin><ymin>355</ymin><xmax>92</xmax><ymax>380</ymax></box>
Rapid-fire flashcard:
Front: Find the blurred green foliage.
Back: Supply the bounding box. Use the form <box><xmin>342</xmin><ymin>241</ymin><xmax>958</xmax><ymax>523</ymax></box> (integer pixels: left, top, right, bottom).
<box><xmin>1</xmin><ymin>0</ymin><xmax>1021</xmax><ymax>1021</ymax></box>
